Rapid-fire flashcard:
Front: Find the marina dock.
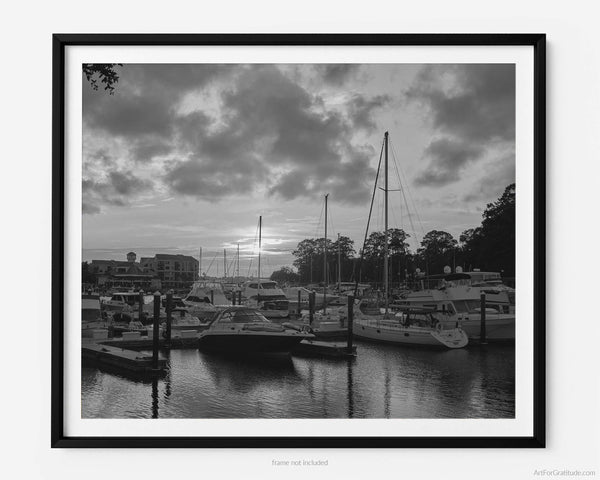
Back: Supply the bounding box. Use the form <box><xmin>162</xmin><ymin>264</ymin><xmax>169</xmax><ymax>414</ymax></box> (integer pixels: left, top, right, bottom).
<box><xmin>82</xmin><ymin>342</ymin><xmax>167</xmax><ymax>374</ymax></box>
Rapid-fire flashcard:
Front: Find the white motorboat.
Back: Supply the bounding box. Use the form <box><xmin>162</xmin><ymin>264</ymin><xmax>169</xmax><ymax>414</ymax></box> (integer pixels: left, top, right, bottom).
<box><xmin>182</xmin><ymin>281</ymin><xmax>227</xmax><ymax>320</ymax></box>
<box><xmin>399</xmin><ymin>272</ymin><xmax>515</xmax><ymax>341</ymax></box>
<box><xmin>82</xmin><ymin>294</ymin><xmax>109</xmax><ymax>338</ymax></box>
<box><xmin>197</xmin><ymin>306</ymin><xmax>313</xmax><ymax>354</ymax></box>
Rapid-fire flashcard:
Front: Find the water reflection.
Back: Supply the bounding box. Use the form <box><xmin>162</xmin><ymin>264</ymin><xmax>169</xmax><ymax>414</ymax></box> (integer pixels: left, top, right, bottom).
<box><xmin>82</xmin><ymin>342</ymin><xmax>515</xmax><ymax>419</ymax></box>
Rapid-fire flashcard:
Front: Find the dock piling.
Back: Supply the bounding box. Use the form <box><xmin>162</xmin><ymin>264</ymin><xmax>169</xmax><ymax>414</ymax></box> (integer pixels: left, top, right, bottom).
<box><xmin>166</xmin><ymin>290</ymin><xmax>173</xmax><ymax>348</ymax></box>
<box><xmin>152</xmin><ymin>291</ymin><xmax>161</xmax><ymax>369</ymax></box>
<box><xmin>347</xmin><ymin>295</ymin><xmax>354</xmax><ymax>353</ymax></box>
<box><xmin>480</xmin><ymin>292</ymin><xmax>487</xmax><ymax>344</ymax></box>
<box><xmin>210</xmin><ymin>290</ymin><xmax>214</xmax><ymax>305</ymax></box>
<box><xmin>297</xmin><ymin>290</ymin><xmax>302</xmax><ymax>315</ymax></box>
<box><xmin>309</xmin><ymin>291</ymin><xmax>315</xmax><ymax>325</ymax></box>
<box><xmin>138</xmin><ymin>289</ymin><xmax>144</xmax><ymax>322</ymax></box>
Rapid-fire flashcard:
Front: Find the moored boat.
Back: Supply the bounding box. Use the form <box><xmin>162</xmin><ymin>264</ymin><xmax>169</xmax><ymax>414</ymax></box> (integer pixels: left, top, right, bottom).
<box><xmin>353</xmin><ymin>303</ymin><xmax>468</xmax><ymax>348</ymax></box>
<box><xmin>197</xmin><ymin>306</ymin><xmax>313</xmax><ymax>354</ymax></box>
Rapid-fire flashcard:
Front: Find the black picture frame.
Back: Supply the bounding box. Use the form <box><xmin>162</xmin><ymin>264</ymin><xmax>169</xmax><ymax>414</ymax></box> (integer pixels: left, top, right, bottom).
<box><xmin>52</xmin><ymin>33</ymin><xmax>546</xmax><ymax>448</ymax></box>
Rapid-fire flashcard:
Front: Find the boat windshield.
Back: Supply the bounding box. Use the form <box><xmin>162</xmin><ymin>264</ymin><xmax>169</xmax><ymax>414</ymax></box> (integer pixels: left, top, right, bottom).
<box><xmin>248</xmin><ymin>282</ymin><xmax>278</xmax><ymax>290</ymax></box>
<box><xmin>186</xmin><ymin>295</ymin><xmax>211</xmax><ymax>303</ymax></box>
<box><xmin>215</xmin><ymin>309</ymin><xmax>271</xmax><ymax>324</ymax></box>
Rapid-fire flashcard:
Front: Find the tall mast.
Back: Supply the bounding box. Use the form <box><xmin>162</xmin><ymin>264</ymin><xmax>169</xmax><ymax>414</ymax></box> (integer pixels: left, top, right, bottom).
<box><xmin>223</xmin><ymin>249</ymin><xmax>227</xmax><ymax>279</ymax></box>
<box><xmin>199</xmin><ymin>247</ymin><xmax>202</xmax><ymax>279</ymax></box>
<box><xmin>237</xmin><ymin>243</ymin><xmax>240</xmax><ymax>278</ymax></box>
<box><xmin>384</xmin><ymin>131</ymin><xmax>389</xmax><ymax>315</ymax></box>
<box><xmin>258</xmin><ymin>216</ymin><xmax>262</xmax><ymax>302</ymax></box>
<box><xmin>337</xmin><ymin>232</ymin><xmax>341</xmax><ymax>292</ymax></box>
<box><xmin>323</xmin><ymin>194</ymin><xmax>328</xmax><ymax>313</ymax></box>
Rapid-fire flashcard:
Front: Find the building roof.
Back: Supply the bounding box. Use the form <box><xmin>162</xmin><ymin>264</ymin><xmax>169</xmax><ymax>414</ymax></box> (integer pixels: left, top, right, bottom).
<box><xmin>154</xmin><ymin>254</ymin><xmax>198</xmax><ymax>262</ymax></box>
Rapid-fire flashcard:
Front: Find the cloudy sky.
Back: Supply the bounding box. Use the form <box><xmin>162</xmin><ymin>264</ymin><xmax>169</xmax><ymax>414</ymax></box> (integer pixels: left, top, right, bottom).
<box><xmin>82</xmin><ymin>63</ymin><xmax>515</xmax><ymax>276</ymax></box>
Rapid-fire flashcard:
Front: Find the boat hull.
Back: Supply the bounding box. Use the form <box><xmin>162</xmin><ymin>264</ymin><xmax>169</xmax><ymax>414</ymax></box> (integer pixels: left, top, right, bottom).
<box><xmin>354</xmin><ymin>321</ymin><xmax>468</xmax><ymax>348</ymax></box>
<box><xmin>441</xmin><ymin>314</ymin><xmax>515</xmax><ymax>341</ymax></box>
<box><xmin>197</xmin><ymin>331</ymin><xmax>310</xmax><ymax>354</ymax></box>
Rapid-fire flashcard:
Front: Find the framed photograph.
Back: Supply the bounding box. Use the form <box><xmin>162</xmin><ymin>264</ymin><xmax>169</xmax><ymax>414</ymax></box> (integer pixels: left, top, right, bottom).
<box><xmin>52</xmin><ymin>33</ymin><xmax>545</xmax><ymax>447</ymax></box>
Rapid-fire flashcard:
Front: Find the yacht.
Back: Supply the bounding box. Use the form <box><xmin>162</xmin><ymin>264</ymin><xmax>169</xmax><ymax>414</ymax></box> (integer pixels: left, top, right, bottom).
<box><xmin>197</xmin><ymin>306</ymin><xmax>313</xmax><ymax>354</ymax></box>
<box><xmin>242</xmin><ymin>279</ymin><xmax>290</xmax><ymax>319</ymax></box>
<box><xmin>400</xmin><ymin>272</ymin><xmax>515</xmax><ymax>341</ymax></box>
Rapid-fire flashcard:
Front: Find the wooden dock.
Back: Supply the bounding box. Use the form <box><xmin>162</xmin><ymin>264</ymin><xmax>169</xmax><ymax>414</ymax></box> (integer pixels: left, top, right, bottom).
<box><xmin>82</xmin><ymin>343</ymin><xmax>167</xmax><ymax>374</ymax></box>
<box><xmin>102</xmin><ymin>334</ymin><xmax>200</xmax><ymax>351</ymax></box>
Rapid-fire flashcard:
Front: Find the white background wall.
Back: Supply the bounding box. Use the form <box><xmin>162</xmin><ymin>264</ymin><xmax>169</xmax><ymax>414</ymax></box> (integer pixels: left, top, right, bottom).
<box><xmin>0</xmin><ymin>1</ymin><xmax>598</xmax><ymax>478</ymax></box>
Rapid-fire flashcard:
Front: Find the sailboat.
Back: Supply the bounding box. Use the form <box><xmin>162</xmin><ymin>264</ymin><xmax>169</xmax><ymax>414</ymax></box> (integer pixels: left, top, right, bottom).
<box><xmin>352</xmin><ymin>132</ymin><xmax>468</xmax><ymax>349</ymax></box>
<box><xmin>242</xmin><ymin>216</ymin><xmax>290</xmax><ymax>319</ymax></box>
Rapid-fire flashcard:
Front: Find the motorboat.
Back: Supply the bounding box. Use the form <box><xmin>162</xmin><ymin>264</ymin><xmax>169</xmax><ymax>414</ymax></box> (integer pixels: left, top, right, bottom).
<box><xmin>81</xmin><ymin>293</ymin><xmax>109</xmax><ymax>338</ymax></box>
<box><xmin>242</xmin><ymin>280</ymin><xmax>290</xmax><ymax>319</ymax></box>
<box><xmin>197</xmin><ymin>306</ymin><xmax>314</xmax><ymax>354</ymax></box>
<box><xmin>353</xmin><ymin>302</ymin><xmax>468</xmax><ymax>349</ymax></box>
<box><xmin>399</xmin><ymin>272</ymin><xmax>515</xmax><ymax>341</ymax></box>
<box><xmin>162</xmin><ymin>307</ymin><xmax>205</xmax><ymax>332</ymax></box>
<box><xmin>101</xmin><ymin>291</ymin><xmax>153</xmax><ymax>320</ymax></box>
<box><xmin>182</xmin><ymin>281</ymin><xmax>227</xmax><ymax>320</ymax></box>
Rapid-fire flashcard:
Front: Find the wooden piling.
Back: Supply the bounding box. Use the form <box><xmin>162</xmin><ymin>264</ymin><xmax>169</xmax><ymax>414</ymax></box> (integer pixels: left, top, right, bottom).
<box><xmin>238</xmin><ymin>290</ymin><xmax>242</xmax><ymax>305</ymax></box>
<box><xmin>297</xmin><ymin>290</ymin><xmax>302</xmax><ymax>315</ymax></box>
<box><xmin>232</xmin><ymin>290</ymin><xmax>236</xmax><ymax>305</ymax></box>
<box><xmin>347</xmin><ymin>295</ymin><xmax>354</xmax><ymax>352</ymax></box>
<box><xmin>165</xmin><ymin>290</ymin><xmax>173</xmax><ymax>348</ymax></box>
<box><xmin>152</xmin><ymin>291</ymin><xmax>161</xmax><ymax>369</ymax></box>
<box><xmin>210</xmin><ymin>289</ymin><xmax>214</xmax><ymax>305</ymax></box>
<box><xmin>480</xmin><ymin>292</ymin><xmax>487</xmax><ymax>344</ymax></box>
<box><xmin>309</xmin><ymin>291</ymin><xmax>315</xmax><ymax>325</ymax></box>
<box><xmin>138</xmin><ymin>289</ymin><xmax>144</xmax><ymax>322</ymax></box>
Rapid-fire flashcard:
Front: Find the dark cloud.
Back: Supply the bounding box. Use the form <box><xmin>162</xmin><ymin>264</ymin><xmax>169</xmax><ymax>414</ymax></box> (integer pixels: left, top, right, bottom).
<box><xmin>415</xmin><ymin>138</ymin><xmax>484</xmax><ymax>186</ymax></box>
<box><xmin>166</xmin><ymin>65</ymin><xmax>376</xmax><ymax>204</ymax></box>
<box><xmin>316</xmin><ymin>64</ymin><xmax>360</xmax><ymax>85</ymax></box>
<box><xmin>130</xmin><ymin>139</ymin><xmax>172</xmax><ymax>163</ymax></box>
<box><xmin>346</xmin><ymin>94</ymin><xmax>390</xmax><ymax>131</ymax></box>
<box><xmin>84</xmin><ymin>64</ymin><xmax>382</xmax><ymax>209</ymax></box>
<box><xmin>407</xmin><ymin>64</ymin><xmax>515</xmax><ymax>186</ymax></box>
<box><xmin>83</xmin><ymin>64</ymin><xmax>226</xmax><ymax>139</ymax></box>
<box><xmin>82</xmin><ymin>171</ymin><xmax>153</xmax><ymax>214</ymax></box>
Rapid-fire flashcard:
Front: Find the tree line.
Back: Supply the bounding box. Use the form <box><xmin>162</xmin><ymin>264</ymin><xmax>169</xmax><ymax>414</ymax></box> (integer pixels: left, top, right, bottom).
<box><xmin>270</xmin><ymin>183</ymin><xmax>515</xmax><ymax>285</ymax></box>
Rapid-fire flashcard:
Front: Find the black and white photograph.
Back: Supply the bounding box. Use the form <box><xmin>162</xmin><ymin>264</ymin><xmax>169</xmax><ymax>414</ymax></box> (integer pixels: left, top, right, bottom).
<box><xmin>80</xmin><ymin>61</ymin><xmax>517</xmax><ymax>420</ymax></box>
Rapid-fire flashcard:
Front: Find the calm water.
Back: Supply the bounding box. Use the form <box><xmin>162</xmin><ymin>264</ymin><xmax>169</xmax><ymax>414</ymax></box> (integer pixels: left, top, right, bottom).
<box><xmin>81</xmin><ymin>342</ymin><xmax>514</xmax><ymax>419</ymax></box>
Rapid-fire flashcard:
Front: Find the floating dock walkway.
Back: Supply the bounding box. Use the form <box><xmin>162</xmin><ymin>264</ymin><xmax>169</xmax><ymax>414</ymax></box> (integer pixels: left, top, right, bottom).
<box><xmin>82</xmin><ymin>343</ymin><xmax>167</xmax><ymax>374</ymax></box>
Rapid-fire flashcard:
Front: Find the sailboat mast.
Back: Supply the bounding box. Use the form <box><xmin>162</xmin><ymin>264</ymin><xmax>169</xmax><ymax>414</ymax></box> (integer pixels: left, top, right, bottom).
<box><xmin>337</xmin><ymin>232</ymin><xmax>341</xmax><ymax>292</ymax></box>
<box><xmin>199</xmin><ymin>247</ymin><xmax>202</xmax><ymax>279</ymax></box>
<box><xmin>324</xmin><ymin>194</ymin><xmax>328</xmax><ymax>313</ymax></box>
<box><xmin>384</xmin><ymin>131</ymin><xmax>389</xmax><ymax>315</ymax></box>
<box><xmin>258</xmin><ymin>216</ymin><xmax>262</xmax><ymax>302</ymax></box>
<box><xmin>237</xmin><ymin>243</ymin><xmax>240</xmax><ymax>278</ymax></box>
<box><xmin>224</xmin><ymin>249</ymin><xmax>227</xmax><ymax>279</ymax></box>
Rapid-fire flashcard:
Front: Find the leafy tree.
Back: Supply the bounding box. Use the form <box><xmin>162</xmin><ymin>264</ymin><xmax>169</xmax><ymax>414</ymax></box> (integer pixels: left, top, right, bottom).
<box><xmin>270</xmin><ymin>266</ymin><xmax>300</xmax><ymax>285</ymax></box>
<box><xmin>360</xmin><ymin>229</ymin><xmax>412</xmax><ymax>284</ymax></box>
<box><xmin>292</xmin><ymin>235</ymin><xmax>355</xmax><ymax>284</ymax></box>
<box><xmin>458</xmin><ymin>184</ymin><xmax>516</xmax><ymax>275</ymax></box>
<box><xmin>417</xmin><ymin>230</ymin><xmax>458</xmax><ymax>274</ymax></box>
<box><xmin>82</xmin><ymin>261</ymin><xmax>96</xmax><ymax>284</ymax></box>
<box><xmin>82</xmin><ymin>64</ymin><xmax>122</xmax><ymax>94</ymax></box>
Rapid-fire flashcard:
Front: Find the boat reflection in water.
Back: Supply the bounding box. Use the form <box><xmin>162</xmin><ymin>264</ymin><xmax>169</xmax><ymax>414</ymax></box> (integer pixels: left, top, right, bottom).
<box><xmin>82</xmin><ymin>341</ymin><xmax>514</xmax><ymax>419</ymax></box>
